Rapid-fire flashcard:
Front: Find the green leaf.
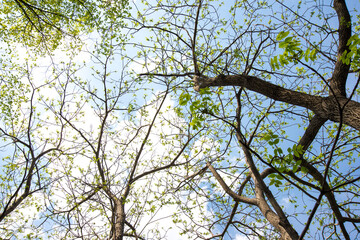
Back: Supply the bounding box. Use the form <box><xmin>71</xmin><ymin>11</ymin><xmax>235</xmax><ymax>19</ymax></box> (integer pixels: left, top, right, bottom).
<box><xmin>276</xmin><ymin>31</ymin><xmax>290</xmax><ymax>41</ymax></box>
<box><xmin>279</xmin><ymin>41</ymin><xmax>289</xmax><ymax>49</ymax></box>
<box><xmin>179</xmin><ymin>92</ymin><xmax>191</xmax><ymax>106</ymax></box>
<box><xmin>294</xmin><ymin>150</ymin><xmax>300</xmax><ymax>158</ymax></box>
<box><xmin>301</xmin><ymin>167</ymin><xmax>308</xmax><ymax>174</ymax></box>
<box><xmin>304</xmin><ymin>48</ymin><xmax>310</xmax><ymax>62</ymax></box>
<box><xmin>310</xmin><ymin>49</ymin><xmax>317</xmax><ymax>61</ymax></box>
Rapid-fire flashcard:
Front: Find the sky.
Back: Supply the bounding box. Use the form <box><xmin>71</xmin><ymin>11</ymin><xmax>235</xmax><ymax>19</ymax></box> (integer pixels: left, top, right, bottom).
<box><xmin>0</xmin><ymin>0</ymin><xmax>360</xmax><ymax>239</ymax></box>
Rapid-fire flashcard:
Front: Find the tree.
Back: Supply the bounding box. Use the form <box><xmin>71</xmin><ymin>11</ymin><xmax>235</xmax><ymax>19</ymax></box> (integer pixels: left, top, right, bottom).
<box><xmin>0</xmin><ymin>1</ymin><xmax>131</xmax><ymax>238</ymax></box>
<box><xmin>1</xmin><ymin>0</ymin><xmax>360</xmax><ymax>239</ymax></box>
<box><xmin>130</xmin><ymin>0</ymin><xmax>360</xmax><ymax>239</ymax></box>
<box><xmin>1</xmin><ymin>2</ymin><xmax>211</xmax><ymax>238</ymax></box>
<box><xmin>0</xmin><ymin>0</ymin><xmax>129</xmax><ymax>51</ymax></box>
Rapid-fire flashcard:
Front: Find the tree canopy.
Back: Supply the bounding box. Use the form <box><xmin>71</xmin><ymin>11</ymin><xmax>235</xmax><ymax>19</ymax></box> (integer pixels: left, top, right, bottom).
<box><xmin>0</xmin><ymin>0</ymin><xmax>360</xmax><ymax>239</ymax></box>
<box><xmin>0</xmin><ymin>0</ymin><xmax>129</xmax><ymax>51</ymax></box>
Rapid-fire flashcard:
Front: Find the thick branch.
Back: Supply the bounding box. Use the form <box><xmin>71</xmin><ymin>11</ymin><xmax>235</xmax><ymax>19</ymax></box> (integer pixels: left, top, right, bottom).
<box><xmin>330</xmin><ymin>0</ymin><xmax>351</xmax><ymax>97</ymax></box>
<box><xmin>207</xmin><ymin>162</ymin><xmax>258</xmax><ymax>206</ymax></box>
<box><xmin>193</xmin><ymin>75</ymin><xmax>360</xmax><ymax>131</ymax></box>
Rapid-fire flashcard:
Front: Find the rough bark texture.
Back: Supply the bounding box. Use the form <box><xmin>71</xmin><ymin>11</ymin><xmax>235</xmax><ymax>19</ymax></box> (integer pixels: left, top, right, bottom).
<box><xmin>193</xmin><ymin>74</ymin><xmax>360</xmax><ymax>131</ymax></box>
<box><xmin>114</xmin><ymin>199</ymin><xmax>126</xmax><ymax>240</ymax></box>
<box><xmin>331</xmin><ymin>0</ymin><xmax>351</xmax><ymax>97</ymax></box>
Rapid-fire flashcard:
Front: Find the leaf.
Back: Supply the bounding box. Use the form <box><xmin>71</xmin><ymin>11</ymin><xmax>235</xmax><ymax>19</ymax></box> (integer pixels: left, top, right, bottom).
<box><xmin>310</xmin><ymin>49</ymin><xmax>317</xmax><ymax>61</ymax></box>
<box><xmin>301</xmin><ymin>167</ymin><xmax>308</xmax><ymax>174</ymax></box>
<box><xmin>270</xmin><ymin>57</ymin><xmax>276</xmax><ymax>70</ymax></box>
<box><xmin>263</xmin><ymin>134</ymin><xmax>272</xmax><ymax>141</ymax></box>
<box><xmin>179</xmin><ymin>92</ymin><xmax>191</xmax><ymax>106</ymax></box>
<box><xmin>199</xmin><ymin>87</ymin><xmax>212</xmax><ymax>95</ymax></box>
<box><xmin>279</xmin><ymin>41</ymin><xmax>289</xmax><ymax>49</ymax></box>
<box><xmin>276</xmin><ymin>174</ymin><xmax>284</xmax><ymax>180</ymax></box>
<box><xmin>304</xmin><ymin>48</ymin><xmax>310</xmax><ymax>62</ymax></box>
<box><xmin>294</xmin><ymin>149</ymin><xmax>300</xmax><ymax>158</ymax></box>
<box><xmin>276</xmin><ymin>31</ymin><xmax>290</xmax><ymax>41</ymax></box>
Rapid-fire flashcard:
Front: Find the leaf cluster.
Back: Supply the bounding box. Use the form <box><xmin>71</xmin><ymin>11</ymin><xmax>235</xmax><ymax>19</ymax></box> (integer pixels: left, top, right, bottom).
<box><xmin>271</xmin><ymin>31</ymin><xmax>317</xmax><ymax>70</ymax></box>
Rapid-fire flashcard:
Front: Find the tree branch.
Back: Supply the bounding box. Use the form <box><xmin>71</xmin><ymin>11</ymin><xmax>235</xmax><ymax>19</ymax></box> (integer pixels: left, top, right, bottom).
<box><xmin>193</xmin><ymin>74</ymin><xmax>360</xmax><ymax>131</ymax></box>
<box><xmin>206</xmin><ymin>162</ymin><xmax>258</xmax><ymax>206</ymax></box>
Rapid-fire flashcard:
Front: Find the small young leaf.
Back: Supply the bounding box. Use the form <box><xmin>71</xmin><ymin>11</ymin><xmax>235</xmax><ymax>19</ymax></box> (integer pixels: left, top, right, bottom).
<box><xmin>276</xmin><ymin>31</ymin><xmax>290</xmax><ymax>41</ymax></box>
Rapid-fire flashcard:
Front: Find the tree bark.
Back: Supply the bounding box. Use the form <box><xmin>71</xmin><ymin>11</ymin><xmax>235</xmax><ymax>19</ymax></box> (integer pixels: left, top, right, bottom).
<box><xmin>331</xmin><ymin>0</ymin><xmax>351</xmax><ymax>97</ymax></box>
<box><xmin>193</xmin><ymin>74</ymin><xmax>360</xmax><ymax>131</ymax></box>
<box><xmin>113</xmin><ymin>199</ymin><xmax>126</xmax><ymax>240</ymax></box>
